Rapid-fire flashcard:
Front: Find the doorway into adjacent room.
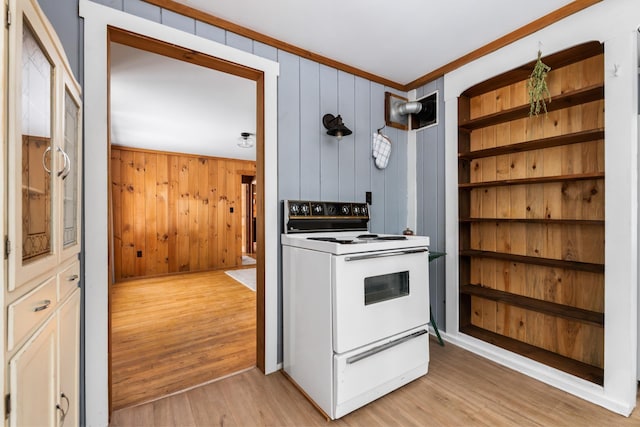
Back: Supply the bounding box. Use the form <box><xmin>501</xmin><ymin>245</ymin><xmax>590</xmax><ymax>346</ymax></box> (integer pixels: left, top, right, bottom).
<box><xmin>106</xmin><ymin>28</ymin><xmax>265</xmax><ymax>410</ymax></box>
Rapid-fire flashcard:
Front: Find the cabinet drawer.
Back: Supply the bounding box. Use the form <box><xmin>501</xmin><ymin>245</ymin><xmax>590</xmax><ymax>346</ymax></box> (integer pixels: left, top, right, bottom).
<box><xmin>8</xmin><ymin>276</ymin><xmax>57</xmax><ymax>351</ymax></box>
<box><xmin>58</xmin><ymin>261</ymin><xmax>80</xmax><ymax>302</ymax></box>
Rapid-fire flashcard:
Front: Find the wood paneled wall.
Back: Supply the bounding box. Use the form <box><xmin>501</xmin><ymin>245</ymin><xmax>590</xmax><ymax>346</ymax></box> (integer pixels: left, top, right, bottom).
<box><xmin>458</xmin><ymin>44</ymin><xmax>605</xmax><ymax>382</ymax></box>
<box><xmin>111</xmin><ymin>146</ymin><xmax>256</xmax><ymax>281</ymax></box>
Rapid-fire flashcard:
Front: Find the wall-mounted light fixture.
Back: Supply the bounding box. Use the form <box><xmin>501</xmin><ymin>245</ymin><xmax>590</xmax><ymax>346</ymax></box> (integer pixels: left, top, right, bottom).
<box><xmin>237</xmin><ymin>132</ymin><xmax>255</xmax><ymax>148</ymax></box>
<box><xmin>322</xmin><ymin>114</ymin><xmax>352</xmax><ymax>140</ymax></box>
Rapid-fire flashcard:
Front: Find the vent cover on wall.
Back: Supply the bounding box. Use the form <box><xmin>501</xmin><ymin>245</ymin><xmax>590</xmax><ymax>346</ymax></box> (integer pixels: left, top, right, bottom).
<box><xmin>411</xmin><ymin>92</ymin><xmax>438</xmax><ymax>131</ymax></box>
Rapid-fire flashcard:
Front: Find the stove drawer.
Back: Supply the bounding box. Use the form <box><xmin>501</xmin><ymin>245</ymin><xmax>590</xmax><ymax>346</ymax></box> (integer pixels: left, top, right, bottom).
<box><xmin>333</xmin><ymin>327</ymin><xmax>429</xmax><ymax>419</ymax></box>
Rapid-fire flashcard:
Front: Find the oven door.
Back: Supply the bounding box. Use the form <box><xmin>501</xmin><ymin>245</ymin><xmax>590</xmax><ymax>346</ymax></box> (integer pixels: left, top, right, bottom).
<box><xmin>332</xmin><ymin>248</ymin><xmax>429</xmax><ymax>353</ymax></box>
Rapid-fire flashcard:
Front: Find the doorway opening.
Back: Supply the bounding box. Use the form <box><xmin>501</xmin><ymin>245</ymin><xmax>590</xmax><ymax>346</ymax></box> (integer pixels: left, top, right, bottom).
<box><xmin>241</xmin><ymin>174</ymin><xmax>257</xmax><ymax>263</ymax></box>
<box><xmin>106</xmin><ymin>27</ymin><xmax>266</xmax><ymax>411</ymax></box>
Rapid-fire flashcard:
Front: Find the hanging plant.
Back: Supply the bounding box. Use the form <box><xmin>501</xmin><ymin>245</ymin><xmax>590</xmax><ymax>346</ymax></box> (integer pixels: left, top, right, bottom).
<box><xmin>527</xmin><ymin>50</ymin><xmax>551</xmax><ymax>117</ymax></box>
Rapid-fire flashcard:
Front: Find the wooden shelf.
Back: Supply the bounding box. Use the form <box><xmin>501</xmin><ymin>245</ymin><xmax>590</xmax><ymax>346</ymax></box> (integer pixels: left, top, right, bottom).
<box><xmin>460</xmin><ymin>284</ymin><xmax>603</xmax><ymax>327</ymax></box>
<box><xmin>459</xmin><ymin>218</ymin><xmax>604</xmax><ymax>225</ymax></box>
<box><xmin>459</xmin><ymin>172</ymin><xmax>604</xmax><ymax>189</ymax></box>
<box><xmin>458</xmin><ymin>129</ymin><xmax>604</xmax><ymax>161</ymax></box>
<box><xmin>462</xmin><ymin>41</ymin><xmax>603</xmax><ymax>98</ymax></box>
<box><xmin>459</xmin><ymin>84</ymin><xmax>604</xmax><ymax>131</ymax></box>
<box><xmin>460</xmin><ymin>325</ymin><xmax>604</xmax><ymax>385</ymax></box>
<box><xmin>459</xmin><ymin>249</ymin><xmax>604</xmax><ymax>273</ymax></box>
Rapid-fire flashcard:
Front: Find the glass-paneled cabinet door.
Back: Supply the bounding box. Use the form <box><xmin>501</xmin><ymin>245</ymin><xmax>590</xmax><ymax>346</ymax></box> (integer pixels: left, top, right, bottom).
<box><xmin>8</xmin><ymin>0</ymin><xmax>66</xmax><ymax>291</ymax></box>
<box><xmin>60</xmin><ymin>83</ymin><xmax>82</xmax><ymax>261</ymax></box>
<box><xmin>21</xmin><ymin>22</ymin><xmax>54</xmax><ymax>265</ymax></box>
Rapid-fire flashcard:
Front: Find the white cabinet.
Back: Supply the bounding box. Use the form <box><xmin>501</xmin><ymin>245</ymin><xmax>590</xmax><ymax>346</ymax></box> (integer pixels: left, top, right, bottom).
<box><xmin>8</xmin><ymin>289</ymin><xmax>80</xmax><ymax>427</ymax></box>
<box><xmin>4</xmin><ymin>0</ymin><xmax>82</xmax><ymax>425</ymax></box>
<box><xmin>58</xmin><ymin>291</ymin><xmax>80</xmax><ymax>427</ymax></box>
<box><xmin>9</xmin><ymin>314</ymin><xmax>56</xmax><ymax>427</ymax></box>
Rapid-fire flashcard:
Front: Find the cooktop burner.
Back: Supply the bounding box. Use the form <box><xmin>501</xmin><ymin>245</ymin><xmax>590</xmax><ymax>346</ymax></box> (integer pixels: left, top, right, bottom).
<box><xmin>307</xmin><ymin>235</ymin><xmax>408</xmax><ymax>244</ymax></box>
<box><xmin>307</xmin><ymin>237</ymin><xmax>363</xmax><ymax>244</ymax></box>
<box><xmin>356</xmin><ymin>234</ymin><xmax>378</xmax><ymax>239</ymax></box>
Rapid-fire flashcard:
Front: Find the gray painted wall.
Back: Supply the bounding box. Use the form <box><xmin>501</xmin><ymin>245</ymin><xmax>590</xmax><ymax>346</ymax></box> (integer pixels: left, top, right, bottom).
<box><xmin>415</xmin><ymin>78</ymin><xmax>446</xmax><ymax>331</ymax></box>
<box><xmin>41</xmin><ymin>0</ymin><xmax>411</xmax><ymax>367</ymax></box>
<box><xmin>38</xmin><ymin>0</ymin><xmax>83</xmax><ymax>84</ymax></box>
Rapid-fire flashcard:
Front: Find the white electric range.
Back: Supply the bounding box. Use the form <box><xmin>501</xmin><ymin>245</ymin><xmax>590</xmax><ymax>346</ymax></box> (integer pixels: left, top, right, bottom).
<box><xmin>281</xmin><ymin>200</ymin><xmax>430</xmax><ymax>419</ymax></box>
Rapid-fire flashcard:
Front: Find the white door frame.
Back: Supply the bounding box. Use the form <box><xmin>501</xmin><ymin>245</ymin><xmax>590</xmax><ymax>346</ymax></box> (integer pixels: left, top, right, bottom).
<box><xmin>80</xmin><ymin>1</ymin><xmax>279</xmax><ymax>425</ymax></box>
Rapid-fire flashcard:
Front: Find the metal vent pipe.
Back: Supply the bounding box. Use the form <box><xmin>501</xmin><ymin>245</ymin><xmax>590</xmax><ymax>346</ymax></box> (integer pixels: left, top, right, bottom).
<box><xmin>395</xmin><ymin>101</ymin><xmax>423</xmax><ymax>116</ymax></box>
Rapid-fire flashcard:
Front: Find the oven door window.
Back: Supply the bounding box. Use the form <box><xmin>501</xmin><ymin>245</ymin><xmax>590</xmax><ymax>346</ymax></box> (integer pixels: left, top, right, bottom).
<box><xmin>364</xmin><ymin>271</ymin><xmax>409</xmax><ymax>305</ymax></box>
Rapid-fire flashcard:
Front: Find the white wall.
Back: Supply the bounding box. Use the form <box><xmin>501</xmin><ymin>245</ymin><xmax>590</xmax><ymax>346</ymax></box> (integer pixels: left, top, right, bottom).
<box><xmin>443</xmin><ymin>0</ymin><xmax>639</xmax><ymax>415</ymax></box>
<box><xmin>80</xmin><ymin>1</ymin><xmax>279</xmax><ymax>425</ymax></box>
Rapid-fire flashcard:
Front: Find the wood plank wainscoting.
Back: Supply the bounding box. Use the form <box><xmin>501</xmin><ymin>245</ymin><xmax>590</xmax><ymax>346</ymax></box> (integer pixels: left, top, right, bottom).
<box><xmin>110</xmin><ymin>146</ymin><xmax>257</xmax><ymax>281</ymax></box>
<box><xmin>458</xmin><ymin>42</ymin><xmax>605</xmax><ymax>383</ymax></box>
<box><xmin>111</xmin><ymin>269</ymin><xmax>256</xmax><ymax>410</ymax></box>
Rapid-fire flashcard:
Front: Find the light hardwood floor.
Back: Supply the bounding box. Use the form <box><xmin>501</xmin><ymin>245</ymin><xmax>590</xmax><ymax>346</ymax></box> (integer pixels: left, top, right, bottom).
<box><xmin>111</xmin><ymin>336</ymin><xmax>640</xmax><ymax>426</ymax></box>
<box><xmin>111</xmin><ymin>269</ymin><xmax>256</xmax><ymax>410</ymax></box>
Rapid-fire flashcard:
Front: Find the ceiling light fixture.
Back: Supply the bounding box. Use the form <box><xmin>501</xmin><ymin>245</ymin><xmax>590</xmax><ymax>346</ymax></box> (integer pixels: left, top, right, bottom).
<box><xmin>238</xmin><ymin>132</ymin><xmax>255</xmax><ymax>148</ymax></box>
<box><xmin>322</xmin><ymin>114</ymin><xmax>352</xmax><ymax>141</ymax></box>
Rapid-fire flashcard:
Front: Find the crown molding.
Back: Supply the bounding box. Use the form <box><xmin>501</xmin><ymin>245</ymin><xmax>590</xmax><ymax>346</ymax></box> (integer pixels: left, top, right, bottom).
<box><xmin>404</xmin><ymin>0</ymin><xmax>603</xmax><ymax>90</ymax></box>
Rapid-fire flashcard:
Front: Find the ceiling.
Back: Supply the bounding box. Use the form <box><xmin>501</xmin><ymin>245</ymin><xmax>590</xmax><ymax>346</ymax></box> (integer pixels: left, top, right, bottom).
<box><xmin>110</xmin><ymin>0</ymin><xmax>579</xmax><ymax>159</ymax></box>
<box><xmin>110</xmin><ymin>43</ymin><xmax>257</xmax><ymax>160</ymax></box>
<box><xmin>174</xmin><ymin>0</ymin><xmax>576</xmax><ymax>84</ymax></box>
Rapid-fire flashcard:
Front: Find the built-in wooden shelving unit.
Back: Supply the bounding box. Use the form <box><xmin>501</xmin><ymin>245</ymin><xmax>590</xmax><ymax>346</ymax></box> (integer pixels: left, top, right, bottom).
<box><xmin>457</xmin><ymin>41</ymin><xmax>605</xmax><ymax>384</ymax></box>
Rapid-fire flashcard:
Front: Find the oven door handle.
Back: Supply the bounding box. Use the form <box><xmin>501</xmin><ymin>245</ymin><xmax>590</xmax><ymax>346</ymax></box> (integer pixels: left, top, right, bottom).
<box><xmin>344</xmin><ymin>248</ymin><xmax>428</xmax><ymax>262</ymax></box>
<box><xmin>346</xmin><ymin>329</ymin><xmax>428</xmax><ymax>364</ymax></box>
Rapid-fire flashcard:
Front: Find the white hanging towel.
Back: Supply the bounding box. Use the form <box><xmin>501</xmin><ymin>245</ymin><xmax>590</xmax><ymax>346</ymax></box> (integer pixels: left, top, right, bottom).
<box><xmin>372</xmin><ymin>132</ymin><xmax>392</xmax><ymax>169</ymax></box>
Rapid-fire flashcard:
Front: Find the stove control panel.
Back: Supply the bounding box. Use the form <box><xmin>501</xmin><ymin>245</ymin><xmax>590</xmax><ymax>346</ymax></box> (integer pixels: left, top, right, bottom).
<box><xmin>284</xmin><ymin>200</ymin><xmax>370</xmax><ymax>233</ymax></box>
<box><xmin>286</xmin><ymin>201</ymin><xmax>368</xmax><ymax>218</ymax></box>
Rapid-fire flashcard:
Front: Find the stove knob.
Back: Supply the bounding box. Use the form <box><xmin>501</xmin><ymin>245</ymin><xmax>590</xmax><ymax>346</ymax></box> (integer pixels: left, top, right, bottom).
<box><xmin>289</xmin><ymin>204</ymin><xmax>300</xmax><ymax>215</ymax></box>
<box><xmin>361</xmin><ymin>205</ymin><xmax>368</xmax><ymax>215</ymax></box>
<box><xmin>312</xmin><ymin>204</ymin><xmax>323</xmax><ymax>215</ymax></box>
<box><xmin>341</xmin><ymin>205</ymin><xmax>350</xmax><ymax>215</ymax></box>
<box><xmin>300</xmin><ymin>204</ymin><xmax>310</xmax><ymax>215</ymax></box>
<box><xmin>353</xmin><ymin>206</ymin><xmax>360</xmax><ymax>215</ymax></box>
<box><xmin>327</xmin><ymin>205</ymin><xmax>336</xmax><ymax>215</ymax></box>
